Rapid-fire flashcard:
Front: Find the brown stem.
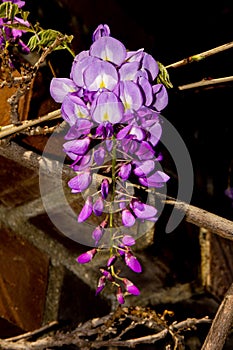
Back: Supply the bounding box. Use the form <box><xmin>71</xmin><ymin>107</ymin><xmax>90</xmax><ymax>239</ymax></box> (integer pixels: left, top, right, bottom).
<box><xmin>178</xmin><ymin>76</ymin><xmax>233</xmax><ymax>91</ymax></box>
<box><xmin>201</xmin><ymin>282</ymin><xmax>233</xmax><ymax>350</ymax></box>
<box><xmin>165</xmin><ymin>41</ymin><xmax>233</xmax><ymax>69</ymax></box>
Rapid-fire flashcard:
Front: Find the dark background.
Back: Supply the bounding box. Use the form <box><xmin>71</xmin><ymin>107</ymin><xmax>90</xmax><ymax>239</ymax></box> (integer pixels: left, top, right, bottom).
<box><xmin>24</xmin><ymin>0</ymin><xmax>233</xmax><ymax>218</ymax></box>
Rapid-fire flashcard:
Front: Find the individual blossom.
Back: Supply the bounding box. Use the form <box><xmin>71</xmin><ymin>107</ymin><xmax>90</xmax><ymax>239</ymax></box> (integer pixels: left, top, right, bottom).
<box><xmin>101</xmin><ymin>178</ymin><xmax>109</xmax><ymax>200</ymax></box>
<box><xmin>123</xmin><ymin>278</ymin><xmax>140</xmax><ymax>296</ymax></box>
<box><xmin>76</xmin><ymin>248</ymin><xmax>97</xmax><ymax>264</ymax></box>
<box><xmin>78</xmin><ymin>196</ymin><xmax>93</xmax><ymax>222</ymax></box>
<box><xmin>117</xmin><ymin>286</ymin><xmax>125</xmax><ymax>304</ymax></box>
<box><xmin>124</xmin><ymin>250</ymin><xmax>142</xmax><ymax>273</ymax></box>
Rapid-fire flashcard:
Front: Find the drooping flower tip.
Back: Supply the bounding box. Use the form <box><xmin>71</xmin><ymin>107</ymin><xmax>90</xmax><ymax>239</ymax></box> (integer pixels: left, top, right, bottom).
<box><xmin>107</xmin><ymin>254</ymin><xmax>117</xmax><ymax>267</ymax></box>
<box><xmin>125</xmin><ymin>252</ymin><xmax>142</xmax><ymax>273</ymax></box>
<box><xmin>95</xmin><ymin>275</ymin><xmax>106</xmax><ymax>295</ymax></box>
<box><xmin>101</xmin><ymin>178</ymin><xmax>109</xmax><ymax>200</ymax></box>
<box><xmin>76</xmin><ymin>248</ymin><xmax>97</xmax><ymax>264</ymax></box>
<box><xmin>123</xmin><ymin>278</ymin><xmax>140</xmax><ymax>296</ymax></box>
<box><xmin>117</xmin><ymin>286</ymin><xmax>125</xmax><ymax>304</ymax></box>
<box><xmin>78</xmin><ymin>196</ymin><xmax>93</xmax><ymax>222</ymax></box>
<box><xmin>92</xmin><ymin>226</ymin><xmax>104</xmax><ymax>246</ymax></box>
<box><xmin>92</xmin><ymin>24</ymin><xmax>110</xmax><ymax>42</ymax></box>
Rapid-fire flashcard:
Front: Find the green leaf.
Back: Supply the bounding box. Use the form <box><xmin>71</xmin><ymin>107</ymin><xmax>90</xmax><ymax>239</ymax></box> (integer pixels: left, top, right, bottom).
<box><xmin>27</xmin><ymin>29</ymin><xmax>73</xmax><ymax>52</ymax></box>
<box><xmin>3</xmin><ymin>22</ymin><xmax>34</xmax><ymax>32</ymax></box>
<box><xmin>21</xmin><ymin>10</ymin><xmax>30</xmax><ymax>22</ymax></box>
<box><xmin>27</xmin><ymin>35</ymin><xmax>39</xmax><ymax>51</ymax></box>
<box><xmin>0</xmin><ymin>2</ymin><xmax>20</xmax><ymax>20</ymax></box>
<box><xmin>156</xmin><ymin>61</ymin><xmax>173</xmax><ymax>89</ymax></box>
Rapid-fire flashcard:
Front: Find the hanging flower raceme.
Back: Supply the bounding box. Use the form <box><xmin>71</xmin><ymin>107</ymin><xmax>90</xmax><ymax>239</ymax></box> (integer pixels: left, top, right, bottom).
<box><xmin>50</xmin><ymin>23</ymin><xmax>171</xmax><ymax>304</ymax></box>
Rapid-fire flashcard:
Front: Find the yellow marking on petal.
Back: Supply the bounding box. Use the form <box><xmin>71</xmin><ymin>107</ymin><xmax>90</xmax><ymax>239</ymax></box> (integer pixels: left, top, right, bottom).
<box><xmin>103</xmin><ymin>112</ymin><xmax>109</xmax><ymax>121</ymax></box>
<box><xmin>99</xmin><ymin>80</ymin><xmax>106</xmax><ymax>88</ymax></box>
<box><xmin>124</xmin><ymin>101</ymin><xmax>131</xmax><ymax>110</ymax></box>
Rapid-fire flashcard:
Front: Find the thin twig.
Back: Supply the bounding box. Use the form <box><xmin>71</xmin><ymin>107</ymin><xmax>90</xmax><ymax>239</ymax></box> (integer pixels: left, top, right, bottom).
<box><xmin>178</xmin><ymin>76</ymin><xmax>233</xmax><ymax>91</ymax></box>
<box><xmin>0</xmin><ymin>109</ymin><xmax>61</xmax><ymax>139</ymax></box>
<box><xmin>165</xmin><ymin>41</ymin><xmax>233</xmax><ymax>69</ymax></box>
<box><xmin>5</xmin><ymin>321</ymin><xmax>58</xmax><ymax>342</ymax></box>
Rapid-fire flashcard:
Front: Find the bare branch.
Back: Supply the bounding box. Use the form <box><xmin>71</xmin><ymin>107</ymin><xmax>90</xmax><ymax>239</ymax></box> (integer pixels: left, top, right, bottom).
<box><xmin>0</xmin><ymin>109</ymin><xmax>61</xmax><ymax>139</ymax></box>
<box><xmin>178</xmin><ymin>76</ymin><xmax>233</xmax><ymax>91</ymax></box>
<box><xmin>165</xmin><ymin>41</ymin><xmax>233</xmax><ymax>69</ymax></box>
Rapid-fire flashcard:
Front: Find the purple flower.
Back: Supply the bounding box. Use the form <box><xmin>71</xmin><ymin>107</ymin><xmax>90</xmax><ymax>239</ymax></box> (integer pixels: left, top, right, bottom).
<box><xmin>138</xmin><ymin>170</ymin><xmax>170</xmax><ymax>188</ymax></box>
<box><xmin>122</xmin><ymin>235</ymin><xmax>135</xmax><ymax>246</ymax></box>
<box><xmin>123</xmin><ymin>278</ymin><xmax>140</xmax><ymax>295</ymax></box>
<box><xmin>2</xmin><ymin>0</ymin><xmax>25</xmax><ymax>7</ymax></box>
<box><xmin>93</xmin><ymin>197</ymin><xmax>104</xmax><ymax>216</ymax></box>
<box><xmin>65</xmin><ymin>119</ymin><xmax>93</xmax><ymax>140</ymax></box>
<box><xmin>92</xmin><ymin>225</ymin><xmax>104</xmax><ymax>245</ymax></box>
<box><xmin>91</xmin><ymin>91</ymin><xmax>124</xmax><ymax>124</ymax></box>
<box><xmin>94</xmin><ymin>146</ymin><xmax>106</xmax><ymax>165</ymax></box>
<box><xmin>76</xmin><ymin>248</ymin><xmax>97</xmax><ymax>264</ymax></box>
<box><xmin>84</xmin><ymin>60</ymin><xmax>118</xmax><ymax>91</ymax></box>
<box><xmin>125</xmin><ymin>251</ymin><xmax>142</xmax><ymax>273</ymax></box>
<box><xmin>50</xmin><ymin>78</ymin><xmax>77</xmax><ymax>103</ymax></box>
<box><xmin>61</xmin><ymin>93</ymin><xmax>90</xmax><ymax>126</ymax></box>
<box><xmin>68</xmin><ymin>171</ymin><xmax>92</xmax><ymax>193</ymax></box>
<box><xmin>63</xmin><ymin>137</ymin><xmax>90</xmax><ymax>156</ymax></box>
<box><xmin>130</xmin><ymin>199</ymin><xmax>157</xmax><ymax>221</ymax></box>
<box><xmin>152</xmin><ymin>84</ymin><xmax>169</xmax><ymax>111</ymax></box>
<box><xmin>117</xmin><ymin>286</ymin><xmax>125</xmax><ymax>304</ymax></box>
<box><xmin>118</xmin><ymin>80</ymin><xmax>143</xmax><ymax>115</ymax></box>
<box><xmin>122</xmin><ymin>209</ymin><xmax>135</xmax><ymax>227</ymax></box>
<box><xmin>133</xmin><ymin>160</ymin><xmax>155</xmax><ymax>177</ymax></box>
<box><xmin>107</xmin><ymin>255</ymin><xmax>117</xmax><ymax>267</ymax></box>
<box><xmin>95</xmin><ymin>276</ymin><xmax>106</xmax><ymax>295</ymax></box>
<box><xmin>90</xmin><ymin>36</ymin><xmax>127</xmax><ymax>66</ymax></box>
<box><xmin>118</xmin><ymin>163</ymin><xmax>131</xmax><ymax>181</ymax></box>
<box><xmin>101</xmin><ymin>178</ymin><xmax>109</xmax><ymax>200</ymax></box>
<box><xmin>78</xmin><ymin>196</ymin><xmax>93</xmax><ymax>222</ymax></box>
<box><xmin>92</xmin><ymin>24</ymin><xmax>110</xmax><ymax>41</ymax></box>
<box><xmin>100</xmin><ymin>268</ymin><xmax>113</xmax><ymax>281</ymax></box>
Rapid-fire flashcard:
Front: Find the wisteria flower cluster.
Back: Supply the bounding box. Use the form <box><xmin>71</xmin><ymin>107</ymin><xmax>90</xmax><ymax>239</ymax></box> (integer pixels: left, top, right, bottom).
<box><xmin>50</xmin><ymin>24</ymin><xmax>170</xmax><ymax>304</ymax></box>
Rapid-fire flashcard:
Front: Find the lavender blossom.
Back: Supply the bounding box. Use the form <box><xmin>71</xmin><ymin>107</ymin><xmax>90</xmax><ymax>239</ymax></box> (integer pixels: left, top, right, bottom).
<box><xmin>78</xmin><ymin>196</ymin><xmax>93</xmax><ymax>222</ymax></box>
<box><xmin>117</xmin><ymin>286</ymin><xmax>125</xmax><ymax>304</ymax></box>
<box><xmin>123</xmin><ymin>278</ymin><xmax>140</xmax><ymax>296</ymax></box>
<box><xmin>101</xmin><ymin>179</ymin><xmax>109</xmax><ymax>200</ymax></box>
<box><xmin>76</xmin><ymin>249</ymin><xmax>97</xmax><ymax>264</ymax></box>
<box><xmin>125</xmin><ymin>251</ymin><xmax>142</xmax><ymax>273</ymax></box>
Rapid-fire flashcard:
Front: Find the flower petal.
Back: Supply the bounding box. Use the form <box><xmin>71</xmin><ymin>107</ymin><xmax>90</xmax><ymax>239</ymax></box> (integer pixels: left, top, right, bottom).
<box><xmin>68</xmin><ymin>172</ymin><xmax>92</xmax><ymax>193</ymax></box>
<box><xmin>123</xmin><ymin>278</ymin><xmax>140</xmax><ymax>295</ymax></box>
<box><xmin>125</xmin><ymin>252</ymin><xmax>142</xmax><ymax>273</ymax></box>
<box><xmin>90</xmin><ymin>36</ymin><xmax>127</xmax><ymax>65</ymax></box>
<box><xmin>84</xmin><ymin>60</ymin><xmax>118</xmax><ymax>91</ymax></box>
<box><xmin>76</xmin><ymin>248</ymin><xmax>97</xmax><ymax>264</ymax></box>
<box><xmin>91</xmin><ymin>91</ymin><xmax>124</xmax><ymax>124</ymax></box>
<box><xmin>92</xmin><ymin>24</ymin><xmax>110</xmax><ymax>41</ymax></box>
<box><xmin>50</xmin><ymin>78</ymin><xmax>77</xmax><ymax>103</ymax></box>
<box><xmin>78</xmin><ymin>196</ymin><xmax>93</xmax><ymax>222</ymax></box>
<box><xmin>122</xmin><ymin>209</ymin><xmax>135</xmax><ymax>227</ymax></box>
